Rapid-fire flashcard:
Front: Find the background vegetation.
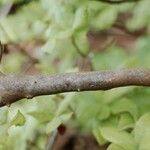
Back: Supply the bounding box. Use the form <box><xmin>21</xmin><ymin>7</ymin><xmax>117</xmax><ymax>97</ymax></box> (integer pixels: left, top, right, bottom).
<box><xmin>0</xmin><ymin>0</ymin><xmax>150</xmax><ymax>149</ymax></box>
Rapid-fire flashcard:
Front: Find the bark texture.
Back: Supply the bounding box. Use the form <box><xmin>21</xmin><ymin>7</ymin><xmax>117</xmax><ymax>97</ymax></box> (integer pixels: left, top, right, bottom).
<box><xmin>0</xmin><ymin>69</ymin><xmax>150</xmax><ymax>107</ymax></box>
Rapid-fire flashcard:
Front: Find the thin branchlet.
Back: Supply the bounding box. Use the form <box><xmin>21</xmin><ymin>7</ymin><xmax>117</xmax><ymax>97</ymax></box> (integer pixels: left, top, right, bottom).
<box><xmin>96</xmin><ymin>0</ymin><xmax>140</xmax><ymax>4</ymax></box>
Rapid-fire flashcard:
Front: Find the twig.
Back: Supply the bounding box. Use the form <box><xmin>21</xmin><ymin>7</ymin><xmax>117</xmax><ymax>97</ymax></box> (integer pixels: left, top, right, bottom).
<box><xmin>46</xmin><ymin>130</ymin><xmax>57</xmax><ymax>150</ymax></box>
<box><xmin>97</xmin><ymin>0</ymin><xmax>140</xmax><ymax>4</ymax></box>
<box><xmin>15</xmin><ymin>43</ymin><xmax>39</xmax><ymax>64</ymax></box>
<box><xmin>0</xmin><ymin>41</ymin><xmax>4</xmax><ymax>62</ymax></box>
<box><xmin>0</xmin><ymin>69</ymin><xmax>149</xmax><ymax>107</ymax></box>
<box><xmin>0</xmin><ymin>2</ymin><xmax>13</xmax><ymax>18</ymax></box>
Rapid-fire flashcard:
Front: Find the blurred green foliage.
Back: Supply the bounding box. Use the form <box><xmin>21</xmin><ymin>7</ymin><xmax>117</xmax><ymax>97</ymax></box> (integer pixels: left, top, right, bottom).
<box><xmin>0</xmin><ymin>0</ymin><xmax>150</xmax><ymax>150</ymax></box>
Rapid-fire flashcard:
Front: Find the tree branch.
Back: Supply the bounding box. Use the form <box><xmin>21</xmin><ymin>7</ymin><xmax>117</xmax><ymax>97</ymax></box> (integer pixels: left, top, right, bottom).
<box><xmin>0</xmin><ymin>69</ymin><xmax>150</xmax><ymax>107</ymax></box>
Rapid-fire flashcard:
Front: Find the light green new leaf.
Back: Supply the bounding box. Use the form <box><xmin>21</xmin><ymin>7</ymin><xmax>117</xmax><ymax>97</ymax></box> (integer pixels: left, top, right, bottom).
<box><xmin>136</xmin><ymin>38</ymin><xmax>150</xmax><ymax>68</ymax></box>
<box><xmin>98</xmin><ymin>104</ymin><xmax>110</xmax><ymax>121</ymax></box>
<box><xmin>91</xmin><ymin>48</ymin><xmax>128</xmax><ymax>70</ymax></box>
<box><xmin>73</xmin><ymin>31</ymin><xmax>89</xmax><ymax>55</ymax></box>
<box><xmin>103</xmin><ymin>87</ymin><xmax>133</xmax><ymax>104</ymax></box>
<box><xmin>46</xmin><ymin>117</ymin><xmax>61</xmax><ymax>133</ymax></box>
<box><xmin>107</xmin><ymin>144</ymin><xmax>125</xmax><ymax>150</ymax></box>
<box><xmin>127</xmin><ymin>0</ymin><xmax>150</xmax><ymax>30</ymax></box>
<box><xmin>0</xmin><ymin>2</ymin><xmax>45</xmax><ymax>42</ymax></box>
<box><xmin>28</xmin><ymin>111</ymin><xmax>53</xmax><ymax>124</ymax></box>
<box><xmin>46</xmin><ymin>112</ymin><xmax>72</xmax><ymax>133</ymax></box>
<box><xmin>100</xmin><ymin>116</ymin><xmax>118</xmax><ymax>128</ymax></box>
<box><xmin>92</xmin><ymin>6</ymin><xmax>118</xmax><ymax>29</ymax></box>
<box><xmin>73</xmin><ymin>6</ymin><xmax>89</xmax><ymax>32</ymax></box>
<box><xmin>2</xmin><ymin>52</ymin><xmax>26</xmax><ymax>73</ymax></box>
<box><xmin>10</xmin><ymin>110</ymin><xmax>26</xmax><ymax>126</ymax></box>
<box><xmin>0</xmin><ymin>107</ymin><xmax>8</xmax><ymax>125</ymax></box>
<box><xmin>27</xmin><ymin>96</ymin><xmax>56</xmax><ymax>123</ymax></box>
<box><xmin>100</xmin><ymin>127</ymin><xmax>137</xmax><ymax>150</ymax></box>
<box><xmin>41</xmin><ymin>39</ymin><xmax>56</xmax><ymax>54</ymax></box>
<box><xmin>118</xmin><ymin>113</ymin><xmax>134</xmax><ymax>130</ymax></box>
<box><xmin>45</xmin><ymin>25</ymin><xmax>73</xmax><ymax>39</ymax></box>
<box><xmin>93</xmin><ymin>127</ymin><xmax>107</xmax><ymax>145</ymax></box>
<box><xmin>56</xmin><ymin>93</ymin><xmax>75</xmax><ymax>115</ymax></box>
<box><xmin>110</xmin><ymin>98</ymin><xmax>139</xmax><ymax>121</ymax></box>
<box><xmin>134</xmin><ymin>113</ymin><xmax>150</xmax><ymax>150</ymax></box>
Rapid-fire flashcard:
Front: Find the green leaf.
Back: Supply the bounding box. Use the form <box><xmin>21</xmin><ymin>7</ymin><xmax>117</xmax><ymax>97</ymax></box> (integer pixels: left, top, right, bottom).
<box><xmin>41</xmin><ymin>39</ymin><xmax>56</xmax><ymax>54</ymax></box>
<box><xmin>118</xmin><ymin>113</ymin><xmax>134</xmax><ymax>130</ymax></box>
<box><xmin>93</xmin><ymin>128</ymin><xmax>107</xmax><ymax>145</ymax></box>
<box><xmin>127</xmin><ymin>0</ymin><xmax>150</xmax><ymax>30</ymax></box>
<box><xmin>91</xmin><ymin>48</ymin><xmax>128</xmax><ymax>70</ymax></box>
<box><xmin>27</xmin><ymin>96</ymin><xmax>56</xmax><ymax>123</ymax></box>
<box><xmin>103</xmin><ymin>87</ymin><xmax>134</xmax><ymax>104</ymax></box>
<box><xmin>71</xmin><ymin>92</ymin><xmax>104</xmax><ymax>130</ymax></box>
<box><xmin>10</xmin><ymin>110</ymin><xmax>26</xmax><ymax>126</ymax></box>
<box><xmin>0</xmin><ymin>107</ymin><xmax>8</xmax><ymax>124</ymax></box>
<box><xmin>28</xmin><ymin>111</ymin><xmax>53</xmax><ymax>124</ymax></box>
<box><xmin>2</xmin><ymin>52</ymin><xmax>26</xmax><ymax>73</ymax></box>
<box><xmin>46</xmin><ymin>112</ymin><xmax>72</xmax><ymax>133</ymax></box>
<box><xmin>98</xmin><ymin>104</ymin><xmax>110</xmax><ymax>121</ymax></box>
<box><xmin>134</xmin><ymin>113</ymin><xmax>150</xmax><ymax>150</ymax></box>
<box><xmin>108</xmin><ymin>144</ymin><xmax>125</xmax><ymax>150</ymax></box>
<box><xmin>72</xmin><ymin>31</ymin><xmax>89</xmax><ymax>55</ymax></box>
<box><xmin>100</xmin><ymin>127</ymin><xmax>137</xmax><ymax>150</ymax></box>
<box><xmin>0</xmin><ymin>1</ymin><xmax>45</xmax><ymax>42</ymax></box>
<box><xmin>73</xmin><ymin>6</ymin><xmax>89</xmax><ymax>32</ymax></box>
<box><xmin>99</xmin><ymin>115</ymin><xmax>119</xmax><ymax>130</ymax></box>
<box><xmin>126</xmin><ymin>88</ymin><xmax>150</xmax><ymax>115</ymax></box>
<box><xmin>110</xmin><ymin>98</ymin><xmax>139</xmax><ymax>121</ymax></box>
<box><xmin>46</xmin><ymin>25</ymin><xmax>73</xmax><ymax>39</ymax></box>
<box><xmin>92</xmin><ymin>6</ymin><xmax>118</xmax><ymax>29</ymax></box>
<box><xmin>56</xmin><ymin>93</ymin><xmax>75</xmax><ymax>115</ymax></box>
<box><xmin>136</xmin><ymin>38</ymin><xmax>150</xmax><ymax>68</ymax></box>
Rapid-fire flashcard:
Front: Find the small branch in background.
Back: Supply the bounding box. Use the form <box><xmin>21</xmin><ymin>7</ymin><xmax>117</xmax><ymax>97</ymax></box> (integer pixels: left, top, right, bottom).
<box><xmin>97</xmin><ymin>0</ymin><xmax>140</xmax><ymax>4</ymax></box>
<box><xmin>87</xmin><ymin>22</ymin><xmax>146</xmax><ymax>53</ymax></box>
<box><xmin>0</xmin><ymin>41</ymin><xmax>4</xmax><ymax>62</ymax></box>
<box><xmin>46</xmin><ymin>124</ymin><xmax>67</xmax><ymax>150</ymax></box>
<box><xmin>16</xmin><ymin>43</ymin><xmax>39</xmax><ymax>64</ymax></box>
<box><xmin>99</xmin><ymin>37</ymin><xmax>115</xmax><ymax>51</ymax></box>
<box><xmin>0</xmin><ymin>69</ymin><xmax>149</xmax><ymax>107</ymax></box>
<box><xmin>0</xmin><ymin>2</ymin><xmax>13</xmax><ymax>18</ymax></box>
<box><xmin>46</xmin><ymin>130</ymin><xmax>58</xmax><ymax>150</ymax></box>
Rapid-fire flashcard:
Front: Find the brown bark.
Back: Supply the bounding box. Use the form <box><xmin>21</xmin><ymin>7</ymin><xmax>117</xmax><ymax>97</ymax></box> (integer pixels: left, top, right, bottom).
<box><xmin>0</xmin><ymin>69</ymin><xmax>149</xmax><ymax>107</ymax></box>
